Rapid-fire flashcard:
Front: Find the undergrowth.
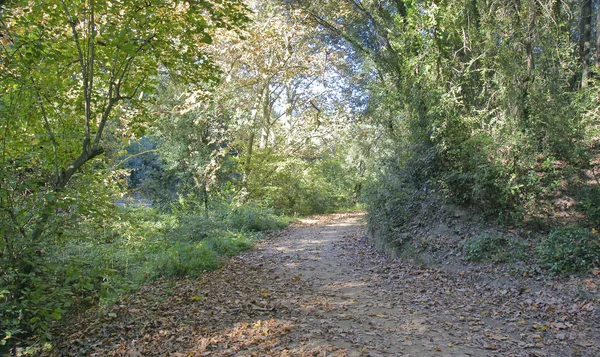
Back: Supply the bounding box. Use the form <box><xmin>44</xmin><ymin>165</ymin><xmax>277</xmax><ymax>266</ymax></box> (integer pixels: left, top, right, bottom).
<box><xmin>463</xmin><ymin>232</ymin><xmax>527</xmax><ymax>263</ymax></box>
<box><xmin>538</xmin><ymin>226</ymin><xmax>600</xmax><ymax>273</ymax></box>
<box><xmin>0</xmin><ymin>203</ymin><xmax>291</xmax><ymax>352</ymax></box>
<box><xmin>54</xmin><ymin>204</ymin><xmax>290</xmax><ymax>302</ymax></box>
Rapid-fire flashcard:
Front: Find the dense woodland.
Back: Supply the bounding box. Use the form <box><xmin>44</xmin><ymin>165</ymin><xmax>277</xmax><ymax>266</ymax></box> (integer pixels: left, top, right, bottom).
<box><xmin>1</xmin><ymin>0</ymin><xmax>600</xmax><ymax>352</ymax></box>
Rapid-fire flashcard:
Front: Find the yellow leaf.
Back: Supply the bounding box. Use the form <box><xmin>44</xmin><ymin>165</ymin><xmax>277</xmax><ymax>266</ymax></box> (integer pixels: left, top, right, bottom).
<box><xmin>368</xmin><ymin>313</ymin><xmax>385</xmax><ymax>318</ymax></box>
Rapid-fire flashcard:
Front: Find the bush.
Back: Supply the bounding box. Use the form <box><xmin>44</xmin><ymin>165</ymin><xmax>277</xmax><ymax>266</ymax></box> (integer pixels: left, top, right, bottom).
<box><xmin>577</xmin><ymin>185</ymin><xmax>600</xmax><ymax>226</ymax></box>
<box><xmin>172</xmin><ymin>214</ymin><xmax>218</xmax><ymax>241</ymax></box>
<box><xmin>363</xmin><ymin>161</ymin><xmax>415</xmax><ymax>251</ymax></box>
<box><xmin>441</xmin><ymin>132</ymin><xmax>536</xmax><ymax>221</ymax></box>
<box><xmin>1</xmin><ymin>201</ymin><xmax>292</xmax><ymax>351</ymax></box>
<box><xmin>226</xmin><ymin>205</ymin><xmax>288</xmax><ymax>232</ymax></box>
<box><xmin>463</xmin><ymin>232</ymin><xmax>515</xmax><ymax>263</ymax></box>
<box><xmin>0</xmin><ymin>266</ymin><xmax>76</xmax><ymax>348</ymax></box>
<box><xmin>154</xmin><ymin>242</ymin><xmax>220</xmax><ymax>278</ymax></box>
<box><xmin>538</xmin><ymin>227</ymin><xmax>600</xmax><ymax>273</ymax></box>
<box><xmin>205</xmin><ymin>231</ymin><xmax>255</xmax><ymax>257</ymax></box>
<box><xmin>240</xmin><ymin>154</ymin><xmax>357</xmax><ymax>216</ymax></box>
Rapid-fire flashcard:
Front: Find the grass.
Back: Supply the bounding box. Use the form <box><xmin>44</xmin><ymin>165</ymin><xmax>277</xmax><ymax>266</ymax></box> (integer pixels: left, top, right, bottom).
<box><xmin>46</xmin><ymin>204</ymin><xmax>291</xmax><ymax>305</ymax></box>
<box><xmin>2</xmin><ymin>201</ymin><xmax>296</xmax><ymax>352</ymax></box>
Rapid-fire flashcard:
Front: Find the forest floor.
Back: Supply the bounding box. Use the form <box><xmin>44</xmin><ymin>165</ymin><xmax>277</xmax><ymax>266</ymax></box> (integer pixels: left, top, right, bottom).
<box><xmin>49</xmin><ymin>212</ymin><xmax>600</xmax><ymax>357</ymax></box>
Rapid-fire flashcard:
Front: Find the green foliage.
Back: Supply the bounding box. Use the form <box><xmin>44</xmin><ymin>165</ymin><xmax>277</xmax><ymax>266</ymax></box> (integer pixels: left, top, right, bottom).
<box><xmin>1</xmin><ymin>0</ymin><xmax>249</xmax><ymax>350</ymax></box>
<box><xmin>297</xmin><ymin>0</ymin><xmax>600</xmax><ymax>228</ymax></box>
<box><xmin>241</xmin><ymin>153</ymin><xmax>358</xmax><ymax>216</ymax></box>
<box><xmin>154</xmin><ymin>242</ymin><xmax>220</xmax><ymax>278</ymax></box>
<box><xmin>441</xmin><ymin>131</ymin><xmax>538</xmax><ymax>221</ymax></box>
<box><xmin>1</xmin><ymin>269</ymin><xmax>66</xmax><ymax>346</ymax></box>
<box><xmin>204</xmin><ymin>231</ymin><xmax>255</xmax><ymax>258</ymax></box>
<box><xmin>0</xmin><ymin>200</ymin><xmax>289</xmax><ymax>349</ymax></box>
<box><xmin>577</xmin><ymin>185</ymin><xmax>600</xmax><ymax>226</ymax></box>
<box><xmin>463</xmin><ymin>232</ymin><xmax>524</xmax><ymax>263</ymax></box>
<box><xmin>8</xmin><ymin>0</ymin><xmax>600</xmax><ymax>351</ymax></box>
<box><xmin>226</xmin><ymin>205</ymin><xmax>289</xmax><ymax>232</ymax></box>
<box><xmin>363</xmin><ymin>159</ymin><xmax>415</xmax><ymax>250</ymax></box>
<box><xmin>538</xmin><ymin>227</ymin><xmax>600</xmax><ymax>273</ymax></box>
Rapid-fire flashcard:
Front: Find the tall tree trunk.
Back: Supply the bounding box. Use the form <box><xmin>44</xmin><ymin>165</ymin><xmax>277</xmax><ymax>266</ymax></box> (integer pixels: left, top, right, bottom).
<box><xmin>284</xmin><ymin>85</ymin><xmax>295</xmax><ymax>145</ymax></box>
<box><xmin>259</xmin><ymin>83</ymin><xmax>271</xmax><ymax>149</ymax></box>
<box><xmin>244</xmin><ymin>82</ymin><xmax>269</xmax><ymax>179</ymax></box>
<box><xmin>245</xmin><ymin>131</ymin><xmax>255</xmax><ymax>177</ymax></box>
<box><xmin>526</xmin><ymin>0</ymin><xmax>536</xmax><ymax>77</ymax></box>
<box><xmin>596</xmin><ymin>0</ymin><xmax>600</xmax><ymax>69</ymax></box>
<box><xmin>580</xmin><ymin>0</ymin><xmax>592</xmax><ymax>87</ymax></box>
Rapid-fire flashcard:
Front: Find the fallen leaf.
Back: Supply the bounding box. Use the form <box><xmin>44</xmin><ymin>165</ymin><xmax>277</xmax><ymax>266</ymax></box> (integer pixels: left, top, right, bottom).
<box><xmin>490</xmin><ymin>334</ymin><xmax>509</xmax><ymax>341</ymax></box>
<box><xmin>484</xmin><ymin>343</ymin><xmax>497</xmax><ymax>350</ymax></box>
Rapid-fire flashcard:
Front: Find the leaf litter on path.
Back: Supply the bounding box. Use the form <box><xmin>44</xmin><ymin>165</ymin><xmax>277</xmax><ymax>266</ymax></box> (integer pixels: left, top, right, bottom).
<box><xmin>49</xmin><ymin>212</ymin><xmax>599</xmax><ymax>356</ymax></box>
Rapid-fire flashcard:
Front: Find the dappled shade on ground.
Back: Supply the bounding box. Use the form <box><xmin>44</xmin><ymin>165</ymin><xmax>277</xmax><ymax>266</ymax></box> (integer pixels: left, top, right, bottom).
<box><xmin>50</xmin><ymin>213</ymin><xmax>599</xmax><ymax>356</ymax></box>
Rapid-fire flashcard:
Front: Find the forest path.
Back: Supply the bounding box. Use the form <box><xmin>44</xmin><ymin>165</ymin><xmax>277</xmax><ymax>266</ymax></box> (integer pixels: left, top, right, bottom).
<box><xmin>52</xmin><ymin>212</ymin><xmax>599</xmax><ymax>357</ymax></box>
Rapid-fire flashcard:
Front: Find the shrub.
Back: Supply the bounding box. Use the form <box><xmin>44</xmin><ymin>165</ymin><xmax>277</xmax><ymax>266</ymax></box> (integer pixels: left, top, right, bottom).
<box><xmin>538</xmin><ymin>227</ymin><xmax>600</xmax><ymax>273</ymax></box>
<box><xmin>363</xmin><ymin>162</ymin><xmax>414</xmax><ymax>251</ymax></box>
<box><xmin>226</xmin><ymin>205</ymin><xmax>288</xmax><ymax>232</ymax></box>
<box><xmin>240</xmin><ymin>154</ymin><xmax>357</xmax><ymax>216</ymax></box>
<box><xmin>1</xmin><ymin>201</ymin><xmax>292</xmax><ymax>350</ymax></box>
<box><xmin>464</xmin><ymin>232</ymin><xmax>515</xmax><ymax>263</ymax></box>
<box><xmin>205</xmin><ymin>231</ymin><xmax>255</xmax><ymax>257</ymax></box>
<box><xmin>441</xmin><ymin>131</ymin><xmax>536</xmax><ymax>222</ymax></box>
<box><xmin>577</xmin><ymin>185</ymin><xmax>600</xmax><ymax>226</ymax></box>
<box><xmin>154</xmin><ymin>242</ymin><xmax>220</xmax><ymax>278</ymax></box>
<box><xmin>172</xmin><ymin>214</ymin><xmax>218</xmax><ymax>241</ymax></box>
<box><xmin>1</xmin><ymin>267</ymin><xmax>73</xmax><ymax>347</ymax></box>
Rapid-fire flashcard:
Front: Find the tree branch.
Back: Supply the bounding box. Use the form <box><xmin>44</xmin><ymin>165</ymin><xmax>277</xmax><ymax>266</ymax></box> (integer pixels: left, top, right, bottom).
<box><xmin>30</xmin><ymin>77</ymin><xmax>60</xmax><ymax>181</ymax></box>
<box><xmin>60</xmin><ymin>0</ymin><xmax>91</xmax><ymax>152</ymax></box>
<box><xmin>87</xmin><ymin>0</ymin><xmax>96</xmax><ymax>145</ymax></box>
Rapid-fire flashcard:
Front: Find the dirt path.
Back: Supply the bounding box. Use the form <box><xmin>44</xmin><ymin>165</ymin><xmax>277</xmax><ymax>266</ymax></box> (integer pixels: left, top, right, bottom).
<box><xmin>51</xmin><ymin>212</ymin><xmax>599</xmax><ymax>357</ymax></box>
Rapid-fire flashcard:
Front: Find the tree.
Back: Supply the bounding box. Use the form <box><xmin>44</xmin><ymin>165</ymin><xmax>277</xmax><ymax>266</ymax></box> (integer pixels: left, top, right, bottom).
<box><xmin>0</xmin><ymin>0</ymin><xmax>247</xmax><ymax>249</ymax></box>
<box><xmin>290</xmin><ymin>0</ymin><xmax>600</xmax><ymax>226</ymax></box>
<box><xmin>195</xmin><ymin>0</ymin><xmax>360</xmax><ymax>208</ymax></box>
<box><xmin>148</xmin><ymin>78</ymin><xmax>228</xmax><ymax>211</ymax></box>
<box><xmin>0</xmin><ymin>0</ymin><xmax>248</xmax><ymax>343</ymax></box>
<box><xmin>101</xmin><ymin>0</ymin><xmax>364</xmax><ymax>216</ymax></box>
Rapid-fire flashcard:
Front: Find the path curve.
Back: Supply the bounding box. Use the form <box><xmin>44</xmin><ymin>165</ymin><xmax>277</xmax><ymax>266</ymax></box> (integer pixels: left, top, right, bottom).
<box><xmin>51</xmin><ymin>212</ymin><xmax>599</xmax><ymax>357</ymax></box>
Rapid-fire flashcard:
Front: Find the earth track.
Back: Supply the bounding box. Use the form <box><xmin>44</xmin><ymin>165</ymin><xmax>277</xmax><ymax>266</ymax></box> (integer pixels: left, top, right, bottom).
<box><xmin>50</xmin><ymin>212</ymin><xmax>599</xmax><ymax>356</ymax></box>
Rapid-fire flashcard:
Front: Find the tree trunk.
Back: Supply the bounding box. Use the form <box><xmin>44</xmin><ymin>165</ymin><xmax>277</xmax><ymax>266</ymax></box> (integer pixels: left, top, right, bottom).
<box><xmin>244</xmin><ymin>81</ymin><xmax>269</xmax><ymax>179</ymax></box>
<box><xmin>580</xmin><ymin>0</ymin><xmax>592</xmax><ymax>87</ymax></box>
<box><xmin>259</xmin><ymin>82</ymin><xmax>271</xmax><ymax>149</ymax></box>
<box><xmin>30</xmin><ymin>146</ymin><xmax>104</xmax><ymax>242</ymax></box>
<box><xmin>245</xmin><ymin>131</ymin><xmax>255</xmax><ymax>176</ymax></box>
<box><xmin>526</xmin><ymin>0</ymin><xmax>536</xmax><ymax>77</ymax></box>
<box><xmin>202</xmin><ymin>183</ymin><xmax>209</xmax><ymax>218</ymax></box>
<box><xmin>596</xmin><ymin>0</ymin><xmax>600</xmax><ymax>69</ymax></box>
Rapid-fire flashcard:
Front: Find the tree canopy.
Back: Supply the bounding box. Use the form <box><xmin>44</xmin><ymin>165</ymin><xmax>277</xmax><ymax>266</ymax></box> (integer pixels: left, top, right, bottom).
<box><xmin>2</xmin><ymin>0</ymin><xmax>600</xmax><ymax>351</ymax></box>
